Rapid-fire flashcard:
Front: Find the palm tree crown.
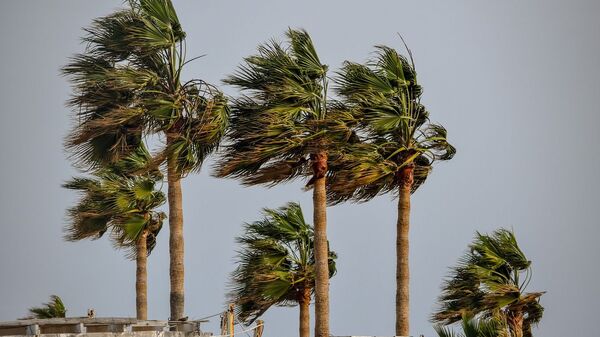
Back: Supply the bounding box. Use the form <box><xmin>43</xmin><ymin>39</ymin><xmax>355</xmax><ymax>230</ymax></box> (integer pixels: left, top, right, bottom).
<box><xmin>215</xmin><ymin>28</ymin><xmax>354</xmax><ymax>185</ymax></box>
<box><xmin>329</xmin><ymin>45</ymin><xmax>455</xmax><ymax>202</ymax></box>
<box><xmin>63</xmin><ymin>0</ymin><xmax>229</xmax><ymax>173</ymax></box>
<box><xmin>63</xmin><ymin>146</ymin><xmax>166</xmax><ymax>260</ymax></box>
<box><xmin>432</xmin><ymin>229</ymin><xmax>544</xmax><ymax>337</ymax></box>
<box><xmin>26</xmin><ymin>295</ymin><xmax>67</xmax><ymax>319</ymax></box>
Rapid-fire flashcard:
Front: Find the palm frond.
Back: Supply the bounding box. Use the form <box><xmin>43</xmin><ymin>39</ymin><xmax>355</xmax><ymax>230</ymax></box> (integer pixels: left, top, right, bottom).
<box><xmin>432</xmin><ymin>229</ymin><xmax>545</xmax><ymax>336</ymax></box>
<box><xmin>27</xmin><ymin>295</ymin><xmax>66</xmax><ymax>319</ymax></box>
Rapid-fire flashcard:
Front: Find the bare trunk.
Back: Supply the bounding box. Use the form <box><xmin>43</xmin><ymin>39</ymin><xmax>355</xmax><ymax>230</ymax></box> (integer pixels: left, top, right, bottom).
<box><xmin>508</xmin><ymin>312</ymin><xmax>524</xmax><ymax>337</ymax></box>
<box><xmin>299</xmin><ymin>288</ymin><xmax>311</xmax><ymax>337</ymax></box>
<box><xmin>396</xmin><ymin>165</ymin><xmax>413</xmax><ymax>336</ymax></box>
<box><xmin>136</xmin><ymin>230</ymin><xmax>148</xmax><ymax>320</ymax></box>
<box><xmin>312</xmin><ymin>152</ymin><xmax>329</xmax><ymax>337</ymax></box>
<box><xmin>167</xmin><ymin>141</ymin><xmax>185</xmax><ymax>321</ymax></box>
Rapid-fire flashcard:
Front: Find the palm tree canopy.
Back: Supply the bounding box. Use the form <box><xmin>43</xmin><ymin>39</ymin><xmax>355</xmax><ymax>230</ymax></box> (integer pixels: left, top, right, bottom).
<box><xmin>328</xmin><ymin>45</ymin><xmax>455</xmax><ymax>203</ymax></box>
<box><xmin>215</xmin><ymin>28</ymin><xmax>356</xmax><ymax>186</ymax></box>
<box><xmin>63</xmin><ymin>0</ymin><xmax>228</xmax><ymax>175</ymax></box>
<box><xmin>432</xmin><ymin>229</ymin><xmax>544</xmax><ymax>331</ymax></box>
<box><xmin>63</xmin><ymin>146</ymin><xmax>166</xmax><ymax>259</ymax></box>
<box><xmin>26</xmin><ymin>295</ymin><xmax>67</xmax><ymax>319</ymax></box>
<box><xmin>229</xmin><ymin>202</ymin><xmax>337</xmax><ymax>324</ymax></box>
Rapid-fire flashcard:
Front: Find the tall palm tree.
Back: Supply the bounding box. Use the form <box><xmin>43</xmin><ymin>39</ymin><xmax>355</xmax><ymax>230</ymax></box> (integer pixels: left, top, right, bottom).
<box><xmin>229</xmin><ymin>202</ymin><xmax>337</xmax><ymax>337</ymax></box>
<box><xmin>215</xmin><ymin>29</ymin><xmax>354</xmax><ymax>337</ymax></box>
<box><xmin>328</xmin><ymin>45</ymin><xmax>455</xmax><ymax>336</ymax></box>
<box><xmin>62</xmin><ymin>0</ymin><xmax>229</xmax><ymax>320</ymax></box>
<box><xmin>432</xmin><ymin>229</ymin><xmax>545</xmax><ymax>337</ymax></box>
<box><xmin>64</xmin><ymin>147</ymin><xmax>166</xmax><ymax>320</ymax></box>
<box><xmin>434</xmin><ymin>314</ymin><xmax>505</xmax><ymax>337</ymax></box>
<box><xmin>26</xmin><ymin>295</ymin><xmax>67</xmax><ymax>319</ymax></box>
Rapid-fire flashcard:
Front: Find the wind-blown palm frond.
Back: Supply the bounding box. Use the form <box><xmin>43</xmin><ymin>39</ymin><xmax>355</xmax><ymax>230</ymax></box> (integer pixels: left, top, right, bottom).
<box><xmin>215</xmin><ymin>29</ymin><xmax>354</xmax><ymax>186</ymax></box>
<box><xmin>26</xmin><ymin>295</ymin><xmax>67</xmax><ymax>319</ymax></box>
<box><xmin>432</xmin><ymin>229</ymin><xmax>544</xmax><ymax>337</ymax></box>
<box><xmin>229</xmin><ymin>202</ymin><xmax>337</xmax><ymax>324</ymax></box>
<box><xmin>63</xmin><ymin>0</ymin><xmax>228</xmax><ymax>175</ymax></box>
<box><xmin>328</xmin><ymin>45</ymin><xmax>455</xmax><ymax>203</ymax></box>
<box><xmin>63</xmin><ymin>146</ymin><xmax>166</xmax><ymax>259</ymax></box>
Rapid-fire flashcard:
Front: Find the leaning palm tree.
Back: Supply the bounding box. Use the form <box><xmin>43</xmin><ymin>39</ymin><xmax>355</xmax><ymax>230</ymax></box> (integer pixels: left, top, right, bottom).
<box><xmin>215</xmin><ymin>29</ymin><xmax>354</xmax><ymax>337</ymax></box>
<box><xmin>64</xmin><ymin>147</ymin><xmax>166</xmax><ymax>320</ymax></box>
<box><xmin>229</xmin><ymin>202</ymin><xmax>337</xmax><ymax>337</ymax></box>
<box><xmin>62</xmin><ymin>0</ymin><xmax>229</xmax><ymax>320</ymax></box>
<box><xmin>329</xmin><ymin>45</ymin><xmax>455</xmax><ymax>336</ymax></box>
<box><xmin>26</xmin><ymin>295</ymin><xmax>67</xmax><ymax>319</ymax></box>
<box><xmin>432</xmin><ymin>229</ymin><xmax>544</xmax><ymax>337</ymax></box>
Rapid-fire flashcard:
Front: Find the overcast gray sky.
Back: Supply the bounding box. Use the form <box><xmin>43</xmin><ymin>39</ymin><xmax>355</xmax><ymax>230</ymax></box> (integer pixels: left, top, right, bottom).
<box><xmin>1</xmin><ymin>1</ymin><xmax>599</xmax><ymax>336</ymax></box>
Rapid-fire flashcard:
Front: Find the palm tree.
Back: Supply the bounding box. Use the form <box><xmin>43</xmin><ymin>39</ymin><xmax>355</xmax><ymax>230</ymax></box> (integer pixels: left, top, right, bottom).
<box><xmin>62</xmin><ymin>0</ymin><xmax>229</xmax><ymax>320</ymax></box>
<box><xmin>26</xmin><ymin>295</ymin><xmax>67</xmax><ymax>319</ymax></box>
<box><xmin>229</xmin><ymin>202</ymin><xmax>337</xmax><ymax>337</ymax></box>
<box><xmin>434</xmin><ymin>314</ymin><xmax>504</xmax><ymax>337</ymax></box>
<box><xmin>63</xmin><ymin>147</ymin><xmax>166</xmax><ymax>320</ymax></box>
<box><xmin>328</xmin><ymin>45</ymin><xmax>455</xmax><ymax>336</ymax></box>
<box><xmin>432</xmin><ymin>229</ymin><xmax>545</xmax><ymax>337</ymax></box>
<box><xmin>215</xmin><ymin>29</ymin><xmax>354</xmax><ymax>337</ymax></box>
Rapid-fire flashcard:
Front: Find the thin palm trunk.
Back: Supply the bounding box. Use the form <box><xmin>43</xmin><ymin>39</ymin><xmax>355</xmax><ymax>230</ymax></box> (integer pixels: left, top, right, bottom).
<box><xmin>136</xmin><ymin>230</ymin><xmax>148</xmax><ymax>320</ymax></box>
<box><xmin>299</xmin><ymin>287</ymin><xmax>311</xmax><ymax>337</ymax></box>
<box><xmin>396</xmin><ymin>166</ymin><xmax>413</xmax><ymax>336</ymax></box>
<box><xmin>167</xmin><ymin>142</ymin><xmax>185</xmax><ymax>321</ymax></box>
<box><xmin>313</xmin><ymin>152</ymin><xmax>329</xmax><ymax>337</ymax></box>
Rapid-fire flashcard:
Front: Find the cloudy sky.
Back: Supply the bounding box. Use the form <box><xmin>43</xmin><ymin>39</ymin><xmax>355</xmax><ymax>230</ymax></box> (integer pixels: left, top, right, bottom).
<box><xmin>1</xmin><ymin>1</ymin><xmax>599</xmax><ymax>336</ymax></box>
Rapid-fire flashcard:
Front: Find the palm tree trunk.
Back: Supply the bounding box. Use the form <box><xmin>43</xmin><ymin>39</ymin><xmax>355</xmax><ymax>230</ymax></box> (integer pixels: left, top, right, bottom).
<box><xmin>136</xmin><ymin>230</ymin><xmax>148</xmax><ymax>320</ymax></box>
<box><xmin>167</xmin><ymin>142</ymin><xmax>185</xmax><ymax>321</ymax></box>
<box><xmin>312</xmin><ymin>152</ymin><xmax>329</xmax><ymax>337</ymax></box>
<box><xmin>396</xmin><ymin>165</ymin><xmax>413</xmax><ymax>336</ymax></box>
<box><xmin>299</xmin><ymin>287</ymin><xmax>311</xmax><ymax>337</ymax></box>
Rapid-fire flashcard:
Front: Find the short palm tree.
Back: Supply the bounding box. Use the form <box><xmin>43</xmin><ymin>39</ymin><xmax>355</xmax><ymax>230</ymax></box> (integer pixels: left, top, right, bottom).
<box><xmin>62</xmin><ymin>0</ymin><xmax>229</xmax><ymax>320</ymax></box>
<box><xmin>329</xmin><ymin>45</ymin><xmax>455</xmax><ymax>336</ymax></box>
<box><xmin>432</xmin><ymin>229</ymin><xmax>544</xmax><ymax>337</ymax></box>
<box><xmin>229</xmin><ymin>202</ymin><xmax>336</xmax><ymax>337</ymax></box>
<box><xmin>435</xmin><ymin>314</ymin><xmax>505</xmax><ymax>337</ymax></box>
<box><xmin>26</xmin><ymin>295</ymin><xmax>67</xmax><ymax>319</ymax></box>
<box><xmin>215</xmin><ymin>29</ymin><xmax>354</xmax><ymax>337</ymax></box>
<box><xmin>64</xmin><ymin>147</ymin><xmax>166</xmax><ymax>320</ymax></box>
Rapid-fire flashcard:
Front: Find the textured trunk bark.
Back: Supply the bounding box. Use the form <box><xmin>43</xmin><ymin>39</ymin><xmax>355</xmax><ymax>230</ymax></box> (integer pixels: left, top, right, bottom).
<box><xmin>312</xmin><ymin>152</ymin><xmax>329</xmax><ymax>337</ymax></box>
<box><xmin>396</xmin><ymin>165</ymin><xmax>413</xmax><ymax>337</ymax></box>
<box><xmin>136</xmin><ymin>230</ymin><xmax>148</xmax><ymax>320</ymax></box>
<box><xmin>508</xmin><ymin>312</ymin><xmax>524</xmax><ymax>337</ymax></box>
<box><xmin>167</xmin><ymin>141</ymin><xmax>185</xmax><ymax>321</ymax></box>
<box><xmin>299</xmin><ymin>288</ymin><xmax>311</xmax><ymax>337</ymax></box>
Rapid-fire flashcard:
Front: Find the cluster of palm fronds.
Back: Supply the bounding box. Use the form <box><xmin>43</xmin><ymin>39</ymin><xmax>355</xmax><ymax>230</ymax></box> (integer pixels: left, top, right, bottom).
<box><xmin>25</xmin><ymin>295</ymin><xmax>66</xmax><ymax>319</ymax></box>
<box><xmin>229</xmin><ymin>202</ymin><xmax>336</xmax><ymax>325</ymax></box>
<box><xmin>432</xmin><ymin>229</ymin><xmax>545</xmax><ymax>337</ymax></box>
<box><xmin>63</xmin><ymin>146</ymin><xmax>165</xmax><ymax>260</ymax></box>
<box><xmin>327</xmin><ymin>45</ymin><xmax>455</xmax><ymax>202</ymax></box>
